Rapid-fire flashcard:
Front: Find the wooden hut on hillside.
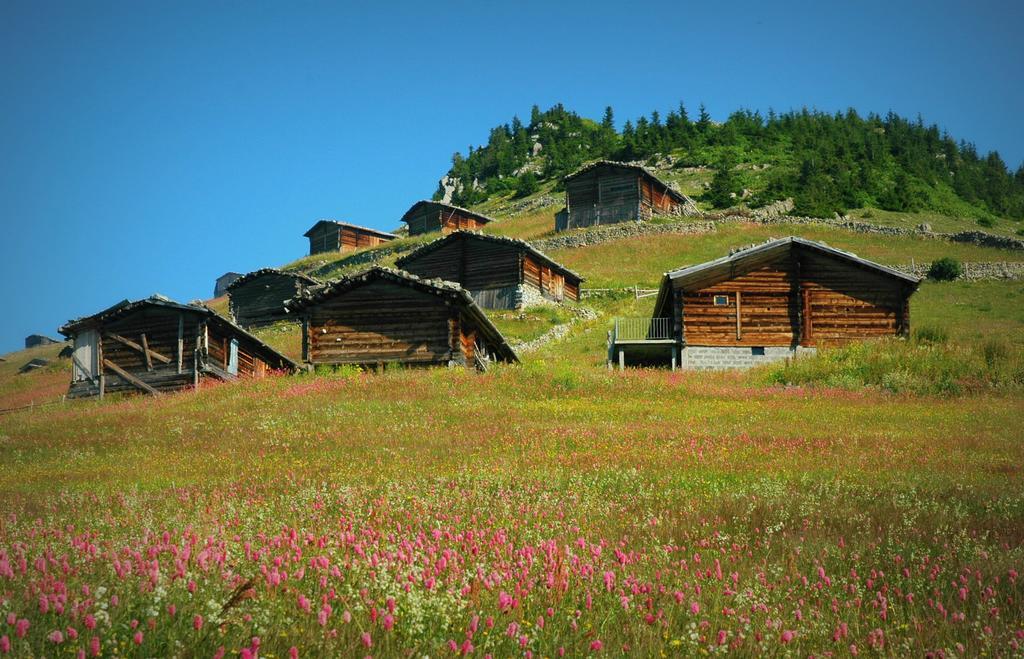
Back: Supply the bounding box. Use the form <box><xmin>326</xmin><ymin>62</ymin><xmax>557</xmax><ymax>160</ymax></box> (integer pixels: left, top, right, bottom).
<box><xmin>395</xmin><ymin>231</ymin><xmax>583</xmax><ymax>309</ymax></box>
<box><xmin>304</xmin><ymin>220</ymin><xmax>397</xmax><ymax>256</ymax></box>
<box><xmin>609</xmin><ymin>237</ymin><xmax>921</xmax><ymax>369</ymax></box>
<box><xmin>58</xmin><ymin>295</ymin><xmax>297</xmax><ymax>398</ymax></box>
<box><xmin>213</xmin><ymin>272</ymin><xmax>243</xmax><ymax>298</ymax></box>
<box><xmin>24</xmin><ymin>334</ymin><xmax>61</xmax><ymax>349</ymax></box>
<box><xmin>227</xmin><ymin>269</ymin><xmax>319</xmax><ymax>329</ymax></box>
<box><xmin>400</xmin><ymin>201</ymin><xmax>495</xmax><ymax>236</ymax></box>
<box><xmin>286</xmin><ymin>266</ymin><xmax>517</xmax><ymax>370</ymax></box>
<box><xmin>556</xmin><ymin>160</ymin><xmax>699</xmax><ymax>232</ymax></box>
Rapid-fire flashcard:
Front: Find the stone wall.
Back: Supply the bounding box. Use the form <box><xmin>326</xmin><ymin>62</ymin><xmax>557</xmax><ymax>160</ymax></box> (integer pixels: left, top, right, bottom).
<box><xmin>891</xmin><ymin>261</ymin><xmax>1024</xmax><ymax>281</ymax></box>
<box><xmin>680</xmin><ymin>345</ymin><xmax>817</xmax><ymax>370</ymax></box>
<box><xmin>530</xmin><ymin>208</ymin><xmax>1024</xmax><ymax>254</ymax></box>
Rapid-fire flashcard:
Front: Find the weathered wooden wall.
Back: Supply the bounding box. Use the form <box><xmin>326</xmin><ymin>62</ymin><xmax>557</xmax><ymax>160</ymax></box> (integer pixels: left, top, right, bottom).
<box><xmin>229</xmin><ymin>274</ymin><xmax>305</xmax><ymax>328</ymax></box>
<box><xmin>565</xmin><ymin>168</ymin><xmax>640</xmax><ymax>229</ymax></box>
<box><xmin>308</xmin><ymin>225</ymin><xmax>390</xmax><ymax>255</ymax></box>
<box><xmin>400</xmin><ymin>237</ymin><xmax>521</xmax><ymax>290</ymax></box>
<box><xmin>681</xmin><ymin>249</ymin><xmax>909</xmax><ymax>347</ymax></box>
<box><xmin>406</xmin><ymin>207</ymin><xmax>488</xmax><ymax>236</ymax></box>
<box><xmin>68</xmin><ymin>308</ymin><xmax>197</xmax><ymax>398</ymax></box>
<box><xmin>306</xmin><ymin>280</ymin><xmax>458</xmax><ymax>366</ymax></box>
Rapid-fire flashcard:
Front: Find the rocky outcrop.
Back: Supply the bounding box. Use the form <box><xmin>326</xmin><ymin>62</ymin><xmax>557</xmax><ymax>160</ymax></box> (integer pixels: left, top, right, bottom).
<box><xmin>893</xmin><ymin>261</ymin><xmax>1024</xmax><ymax>281</ymax></box>
<box><xmin>532</xmin><ymin>220</ymin><xmax>717</xmax><ymax>251</ymax></box>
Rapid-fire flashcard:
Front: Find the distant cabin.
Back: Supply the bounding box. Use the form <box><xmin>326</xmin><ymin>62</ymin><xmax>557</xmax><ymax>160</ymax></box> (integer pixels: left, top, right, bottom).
<box><xmin>58</xmin><ymin>295</ymin><xmax>297</xmax><ymax>398</ymax></box>
<box><xmin>610</xmin><ymin>237</ymin><xmax>921</xmax><ymax>370</ymax></box>
<box><xmin>287</xmin><ymin>266</ymin><xmax>517</xmax><ymax>370</ymax></box>
<box><xmin>304</xmin><ymin>220</ymin><xmax>397</xmax><ymax>256</ymax></box>
<box><xmin>227</xmin><ymin>269</ymin><xmax>319</xmax><ymax>329</ymax></box>
<box><xmin>557</xmin><ymin>160</ymin><xmax>699</xmax><ymax>231</ymax></box>
<box><xmin>213</xmin><ymin>272</ymin><xmax>242</xmax><ymax>298</ymax></box>
<box><xmin>395</xmin><ymin>231</ymin><xmax>583</xmax><ymax>309</ymax></box>
<box><xmin>25</xmin><ymin>334</ymin><xmax>61</xmax><ymax>349</ymax></box>
<box><xmin>401</xmin><ymin>201</ymin><xmax>495</xmax><ymax>236</ymax></box>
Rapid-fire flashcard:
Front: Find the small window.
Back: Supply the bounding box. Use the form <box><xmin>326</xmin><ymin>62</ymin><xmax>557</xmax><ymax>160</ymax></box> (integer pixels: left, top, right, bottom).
<box><xmin>713</xmin><ymin>295</ymin><xmax>729</xmax><ymax>306</ymax></box>
<box><xmin>751</xmin><ymin>347</ymin><xmax>765</xmax><ymax>356</ymax></box>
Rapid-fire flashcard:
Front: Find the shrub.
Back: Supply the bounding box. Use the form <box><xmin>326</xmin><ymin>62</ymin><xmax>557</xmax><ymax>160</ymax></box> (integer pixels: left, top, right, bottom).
<box><xmin>514</xmin><ymin>172</ymin><xmax>539</xmax><ymax>198</ymax></box>
<box><xmin>861</xmin><ymin>209</ymin><xmax>874</xmax><ymax>219</ymax></box>
<box><xmin>927</xmin><ymin>257</ymin><xmax>962</xmax><ymax>281</ymax></box>
<box><xmin>977</xmin><ymin>216</ymin><xmax>995</xmax><ymax>228</ymax></box>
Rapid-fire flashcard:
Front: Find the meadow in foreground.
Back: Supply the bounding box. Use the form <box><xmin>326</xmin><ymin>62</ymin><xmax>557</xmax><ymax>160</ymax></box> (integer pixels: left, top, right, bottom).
<box><xmin>1</xmin><ymin>366</ymin><xmax>1023</xmax><ymax>657</ymax></box>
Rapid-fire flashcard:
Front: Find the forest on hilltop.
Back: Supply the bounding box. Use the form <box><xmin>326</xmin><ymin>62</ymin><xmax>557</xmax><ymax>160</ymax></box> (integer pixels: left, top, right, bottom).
<box><xmin>437</xmin><ymin>103</ymin><xmax>1024</xmax><ymax>221</ymax></box>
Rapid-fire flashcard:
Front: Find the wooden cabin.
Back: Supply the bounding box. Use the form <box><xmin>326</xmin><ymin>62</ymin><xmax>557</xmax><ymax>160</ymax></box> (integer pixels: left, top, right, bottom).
<box><xmin>213</xmin><ymin>272</ymin><xmax>242</xmax><ymax>298</ymax></box>
<box><xmin>304</xmin><ymin>220</ymin><xmax>397</xmax><ymax>256</ymax></box>
<box><xmin>610</xmin><ymin>237</ymin><xmax>921</xmax><ymax>369</ymax></box>
<box><xmin>25</xmin><ymin>334</ymin><xmax>61</xmax><ymax>349</ymax></box>
<box><xmin>394</xmin><ymin>231</ymin><xmax>583</xmax><ymax>309</ymax></box>
<box><xmin>58</xmin><ymin>295</ymin><xmax>297</xmax><ymax>398</ymax></box>
<box><xmin>557</xmin><ymin>160</ymin><xmax>699</xmax><ymax>232</ymax></box>
<box><xmin>400</xmin><ymin>201</ymin><xmax>495</xmax><ymax>236</ymax></box>
<box><xmin>286</xmin><ymin>266</ymin><xmax>518</xmax><ymax>370</ymax></box>
<box><xmin>227</xmin><ymin>269</ymin><xmax>319</xmax><ymax>329</ymax></box>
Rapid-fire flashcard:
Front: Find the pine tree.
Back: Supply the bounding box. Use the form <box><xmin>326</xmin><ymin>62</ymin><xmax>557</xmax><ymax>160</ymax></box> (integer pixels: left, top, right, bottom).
<box><xmin>706</xmin><ymin>156</ymin><xmax>740</xmax><ymax>208</ymax></box>
<box><xmin>601</xmin><ymin>106</ymin><xmax>614</xmax><ymax>130</ymax></box>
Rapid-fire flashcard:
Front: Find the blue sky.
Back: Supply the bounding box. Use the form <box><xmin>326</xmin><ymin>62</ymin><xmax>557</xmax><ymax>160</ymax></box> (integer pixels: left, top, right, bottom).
<box><xmin>1</xmin><ymin>0</ymin><xmax>1022</xmax><ymax>353</ymax></box>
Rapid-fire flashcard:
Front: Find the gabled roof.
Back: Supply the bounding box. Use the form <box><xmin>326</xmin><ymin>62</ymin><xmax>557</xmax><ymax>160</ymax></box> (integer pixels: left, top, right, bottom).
<box><xmin>563</xmin><ymin>160</ymin><xmax>694</xmax><ymax>205</ymax></box>
<box><xmin>58</xmin><ymin>294</ymin><xmax>299</xmax><ymax>371</ymax></box>
<box><xmin>651</xmin><ymin>237</ymin><xmax>922</xmax><ymax>317</ymax></box>
<box><xmin>394</xmin><ymin>230</ymin><xmax>584</xmax><ymax>283</ymax></box>
<box><xmin>286</xmin><ymin>266</ymin><xmax>518</xmax><ymax>363</ymax></box>
<box><xmin>303</xmin><ymin>219</ymin><xmax>397</xmax><ymax>240</ymax></box>
<box><xmin>400</xmin><ymin>200</ymin><xmax>496</xmax><ymax>226</ymax></box>
<box><xmin>226</xmin><ymin>268</ymin><xmax>319</xmax><ymax>292</ymax></box>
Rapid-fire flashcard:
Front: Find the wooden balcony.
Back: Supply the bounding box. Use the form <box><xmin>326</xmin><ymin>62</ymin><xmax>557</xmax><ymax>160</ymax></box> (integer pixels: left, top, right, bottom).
<box><xmin>608</xmin><ymin>317</ymin><xmax>679</xmax><ymax>369</ymax></box>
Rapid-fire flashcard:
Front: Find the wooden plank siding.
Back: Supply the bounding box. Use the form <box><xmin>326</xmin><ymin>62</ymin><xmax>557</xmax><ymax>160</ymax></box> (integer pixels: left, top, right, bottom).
<box><xmin>228</xmin><ymin>272</ymin><xmax>310</xmax><ymax>328</ymax></box>
<box><xmin>676</xmin><ymin>244</ymin><xmax>914</xmax><ymax>349</ymax></box>
<box><xmin>61</xmin><ymin>297</ymin><xmax>297</xmax><ymax>398</ymax></box>
<box><xmin>289</xmin><ymin>267</ymin><xmax>518</xmax><ymax>369</ymax></box>
<box><xmin>404</xmin><ymin>207</ymin><xmax>489</xmax><ymax>236</ymax></box>
<box><xmin>396</xmin><ymin>233</ymin><xmax>581</xmax><ymax>308</ymax></box>
<box><xmin>307</xmin><ymin>281</ymin><xmax>455</xmax><ymax>365</ymax></box>
<box><xmin>307</xmin><ymin>223</ymin><xmax>394</xmax><ymax>255</ymax></box>
<box><xmin>562</xmin><ymin>161</ymin><xmax>693</xmax><ymax>231</ymax></box>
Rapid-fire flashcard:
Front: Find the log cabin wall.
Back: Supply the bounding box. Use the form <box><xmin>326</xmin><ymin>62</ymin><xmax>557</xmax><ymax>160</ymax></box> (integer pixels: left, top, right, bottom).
<box><xmin>679</xmin><ymin>247</ymin><xmax>912</xmax><ymax>348</ymax></box>
<box><xmin>307</xmin><ymin>224</ymin><xmax>342</xmax><ymax>255</ymax></box>
<box><xmin>306</xmin><ymin>280</ymin><xmax>456</xmax><ymax>366</ymax></box>
<box><xmin>440</xmin><ymin>209</ymin><xmax>487</xmax><ymax>234</ymax></box>
<box><xmin>68</xmin><ymin>308</ymin><xmax>199</xmax><ymax>398</ymax></box>
<box><xmin>523</xmin><ymin>255</ymin><xmax>573</xmax><ymax>302</ymax></box>
<box><xmin>565</xmin><ymin>168</ymin><xmax>641</xmax><ymax>229</ymax></box>
<box><xmin>639</xmin><ymin>178</ymin><xmax>679</xmax><ymax>218</ymax></box>
<box><xmin>206</xmin><ymin>322</ymin><xmax>274</xmax><ymax>378</ymax></box>
<box><xmin>229</xmin><ymin>274</ymin><xmax>306</xmax><ymax>328</ymax></box>
<box><xmin>340</xmin><ymin>227</ymin><xmax>389</xmax><ymax>251</ymax></box>
<box><xmin>399</xmin><ymin>236</ymin><xmax>521</xmax><ymax>291</ymax></box>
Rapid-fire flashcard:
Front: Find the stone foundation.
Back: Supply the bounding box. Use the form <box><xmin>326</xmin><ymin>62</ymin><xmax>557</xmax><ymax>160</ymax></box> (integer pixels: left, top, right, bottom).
<box><xmin>680</xmin><ymin>345</ymin><xmax>817</xmax><ymax>370</ymax></box>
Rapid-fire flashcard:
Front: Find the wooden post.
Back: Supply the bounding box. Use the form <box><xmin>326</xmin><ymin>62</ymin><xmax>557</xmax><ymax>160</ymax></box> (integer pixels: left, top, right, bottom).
<box><xmin>177</xmin><ymin>314</ymin><xmax>184</xmax><ymax>374</ymax></box>
<box><xmin>140</xmin><ymin>334</ymin><xmax>153</xmax><ymax>371</ymax></box>
<box><xmin>97</xmin><ymin>335</ymin><xmax>105</xmax><ymax>399</ymax></box>
<box><xmin>618</xmin><ymin>348</ymin><xmax>625</xmax><ymax>371</ymax></box>
<box><xmin>671</xmin><ymin>345</ymin><xmax>677</xmax><ymax>371</ymax></box>
<box><xmin>735</xmin><ymin>291</ymin><xmax>742</xmax><ymax>341</ymax></box>
<box><xmin>301</xmin><ymin>313</ymin><xmax>310</xmax><ymax>363</ymax></box>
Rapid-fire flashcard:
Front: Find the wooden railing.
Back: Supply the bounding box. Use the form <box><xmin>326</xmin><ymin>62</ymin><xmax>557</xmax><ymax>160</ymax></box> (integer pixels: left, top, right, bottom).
<box><xmin>613</xmin><ymin>317</ymin><xmax>673</xmax><ymax>342</ymax></box>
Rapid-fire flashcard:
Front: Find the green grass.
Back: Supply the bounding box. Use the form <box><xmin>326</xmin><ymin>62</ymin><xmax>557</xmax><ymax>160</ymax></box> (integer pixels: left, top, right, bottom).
<box><xmin>549</xmin><ymin>222</ymin><xmax>1024</xmax><ymax>288</ymax></box>
<box><xmin>485</xmin><ymin>305</ymin><xmax>575</xmax><ymax>345</ymax></box>
<box><xmin>0</xmin><ymin>342</ymin><xmax>70</xmax><ymax>409</ymax></box>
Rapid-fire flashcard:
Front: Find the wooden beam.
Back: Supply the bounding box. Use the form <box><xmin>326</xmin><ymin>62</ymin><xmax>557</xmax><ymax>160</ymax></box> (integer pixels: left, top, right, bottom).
<box><xmin>98</xmin><ymin>336</ymin><xmax>105</xmax><ymax>400</ymax></box>
<box><xmin>103</xmin><ymin>359</ymin><xmax>160</xmax><ymax>395</ymax></box>
<box><xmin>735</xmin><ymin>291</ymin><xmax>742</xmax><ymax>341</ymax></box>
<box><xmin>140</xmin><ymin>334</ymin><xmax>153</xmax><ymax>371</ymax></box>
<box><xmin>105</xmin><ymin>333</ymin><xmax>172</xmax><ymax>364</ymax></box>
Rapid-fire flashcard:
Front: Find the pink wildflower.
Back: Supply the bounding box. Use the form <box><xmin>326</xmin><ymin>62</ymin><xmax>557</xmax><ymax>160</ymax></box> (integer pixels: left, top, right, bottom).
<box><xmin>84</xmin><ymin>614</ymin><xmax>96</xmax><ymax>630</ymax></box>
<box><xmin>590</xmin><ymin>639</ymin><xmax>603</xmax><ymax>652</ymax></box>
<box><xmin>193</xmin><ymin>615</ymin><xmax>203</xmax><ymax>631</ymax></box>
<box><xmin>717</xmin><ymin>630</ymin><xmax>727</xmax><ymax>645</ymax></box>
<box><xmin>133</xmin><ymin>631</ymin><xmax>143</xmax><ymax>645</ymax></box>
<box><xmin>90</xmin><ymin>637</ymin><xmax>101</xmax><ymax>657</ymax></box>
<box><xmin>49</xmin><ymin>630</ymin><xmax>64</xmax><ymax>644</ymax></box>
<box><xmin>0</xmin><ymin>636</ymin><xmax>8</xmax><ymax>654</ymax></box>
<box><xmin>780</xmin><ymin>630</ymin><xmax>795</xmax><ymax>644</ymax></box>
<box><xmin>15</xmin><ymin>620</ymin><xmax>28</xmax><ymax>639</ymax></box>
<box><xmin>361</xmin><ymin>632</ymin><xmax>372</xmax><ymax>648</ymax></box>
<box><xmin>690</xmin><ymin>602</ymin><xmax>700</xmax><ymax>615</ymax></box>
<box><xmin>289</xmin><ymin>648</ymin><xmax>299</xmax><ymax>659</ymax></box>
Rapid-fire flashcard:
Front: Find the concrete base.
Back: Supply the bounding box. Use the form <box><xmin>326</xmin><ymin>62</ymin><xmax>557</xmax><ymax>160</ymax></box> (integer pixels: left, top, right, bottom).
<box><xmin>680</xmin><ymin>345</ymin><xmax>816</xmax><ymax>370</ymax></box>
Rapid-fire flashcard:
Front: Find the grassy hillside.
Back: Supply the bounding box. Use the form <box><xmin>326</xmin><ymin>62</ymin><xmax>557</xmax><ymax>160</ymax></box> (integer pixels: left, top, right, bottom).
<box><xmin>2</xmin><ymin>361</ymin><xmax>1023</xmax><ymax>656</ymax></box>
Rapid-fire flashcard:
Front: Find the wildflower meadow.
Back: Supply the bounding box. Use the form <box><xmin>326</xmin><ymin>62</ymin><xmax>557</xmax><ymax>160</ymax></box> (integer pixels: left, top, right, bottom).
<box><xmin>1</xmin><ymin>366</ymin><xmax>1023</xmax><ymax>657</ymax></box>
